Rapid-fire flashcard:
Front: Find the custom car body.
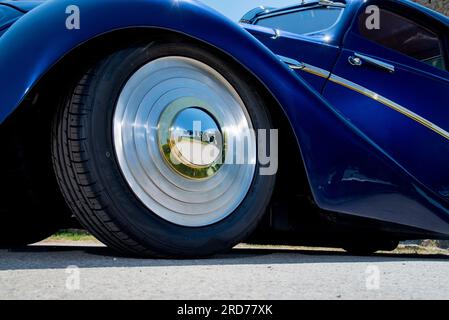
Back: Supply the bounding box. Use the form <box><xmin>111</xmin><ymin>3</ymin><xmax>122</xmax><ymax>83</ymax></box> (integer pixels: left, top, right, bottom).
<box><xmin>0</xmin><ymin>0</ymin><xmax>448</xmax><ymax>256</ymax></box>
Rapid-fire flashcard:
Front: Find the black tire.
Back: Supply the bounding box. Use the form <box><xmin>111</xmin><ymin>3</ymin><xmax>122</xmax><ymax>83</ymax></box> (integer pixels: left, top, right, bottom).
<box><xmin>343</xmin><ymin>239</ymin><xmax>399</xmax><ymax>256</ymax></box>
<box><xmin>51</xmin><ymin>41</ymin><xmax>276</xmax><ymax>257</ymax></box>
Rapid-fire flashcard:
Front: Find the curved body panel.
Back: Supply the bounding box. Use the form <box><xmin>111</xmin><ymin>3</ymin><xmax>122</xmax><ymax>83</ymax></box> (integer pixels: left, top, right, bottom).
<box><xmin>1</xmin><ymin>0</ymin><xmax>449</xmax><ymax>237</ymax></box>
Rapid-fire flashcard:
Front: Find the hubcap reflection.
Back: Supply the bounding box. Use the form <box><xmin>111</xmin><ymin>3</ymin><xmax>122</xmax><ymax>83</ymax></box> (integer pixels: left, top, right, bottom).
<box><xmin>162</xmin><ymin>107</ymin><xmax>224</xmax><ymax>179</ymax></box>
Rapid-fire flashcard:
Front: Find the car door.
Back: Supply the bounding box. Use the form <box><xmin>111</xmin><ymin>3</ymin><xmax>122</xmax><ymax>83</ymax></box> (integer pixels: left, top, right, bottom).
<box><xmin>323</xmin><ymin>1</ymin><xmax>449</xmax><ymax>201</ymax></box>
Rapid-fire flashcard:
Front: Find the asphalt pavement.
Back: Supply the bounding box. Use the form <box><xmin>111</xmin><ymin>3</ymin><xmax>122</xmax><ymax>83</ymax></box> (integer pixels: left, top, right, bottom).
<box><xmin>0</xmin><ymin>242</ymin><xmax>448</xmax><ymax>300</ymax></box>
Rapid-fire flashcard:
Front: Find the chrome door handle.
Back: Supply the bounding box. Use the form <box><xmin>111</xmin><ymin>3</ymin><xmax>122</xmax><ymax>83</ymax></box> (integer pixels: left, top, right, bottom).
<box><xmin>349</xmin><ymin>53</ymin><xmax>395</xmax><ymax>73</ymax></box>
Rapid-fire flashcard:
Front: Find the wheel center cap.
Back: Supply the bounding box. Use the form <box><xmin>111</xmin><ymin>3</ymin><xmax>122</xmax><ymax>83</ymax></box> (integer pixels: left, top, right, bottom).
<box><xmin>170</xmin><ymin>108</ymin><xmax>222</xmax><ymax>167</ymax></box>
<box><xmin>159</xmin><ymin>106</ymin><xmax>224</xmax><ymax>180</ymax></box>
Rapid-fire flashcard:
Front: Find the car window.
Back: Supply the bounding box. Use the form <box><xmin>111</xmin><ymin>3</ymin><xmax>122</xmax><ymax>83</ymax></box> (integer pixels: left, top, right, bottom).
<box><xmin>255</xmin><ymin>7</ymin><xmax>343</xmax><ymax>35</ymax></box>
<box><xmin>359</xmin><ymin>9</ymin><xmax>446</xmax><ymax>71</ymax></box>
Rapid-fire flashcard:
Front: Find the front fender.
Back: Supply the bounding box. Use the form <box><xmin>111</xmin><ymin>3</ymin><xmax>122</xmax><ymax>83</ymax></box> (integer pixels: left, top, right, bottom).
<box><xmin>2</xmin><ymin>0</ymin><xmax>449</xmax><ymax>235</ymax></box>
<box><xmin>0</xmin><ymin>0</ymin><xmax>308</xmax><ymax>125</ymax></box>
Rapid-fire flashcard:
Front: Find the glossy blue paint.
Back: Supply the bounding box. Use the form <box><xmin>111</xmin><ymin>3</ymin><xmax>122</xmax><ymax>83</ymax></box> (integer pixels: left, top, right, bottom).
<box><xmin>243</xmin><ymin>23</ymin><xmax>340</xmax><ymax>92</ymax></box>
<box><xmin>0</xmin><ymin>4</ymin><xmax>22</xmax><ymax>31</ymax></box>
<box><xmin>0</xmin><ymin>1</ymin><xmax>43</xmax><ymax>12</ymax></box>
<box><xmin>241</xmin><ymin>0</ymin><xmax>359</xmax><ymax>92</ymax></box>
<box><xmin>1</xmin><ymin>0</ymin><xmax>449</xmax><ymax>236</ymax></box>
<box><xmin>323</xmin><ymin>0</ymin><xmax>449</xmax><ymax>207</ymax></box>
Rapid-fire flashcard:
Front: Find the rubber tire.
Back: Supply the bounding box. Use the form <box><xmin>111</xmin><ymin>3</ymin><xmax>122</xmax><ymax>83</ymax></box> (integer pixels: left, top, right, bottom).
<box><xmin>51</xmin><ymin>41</ymin><xmax>276</xmax><ymax>257</ymax></box>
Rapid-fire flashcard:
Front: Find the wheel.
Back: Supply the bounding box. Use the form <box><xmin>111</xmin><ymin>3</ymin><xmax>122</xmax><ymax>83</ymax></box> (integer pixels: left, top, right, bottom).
<box><xmin>52</xmin><ymin>41</ymin><xmax>276</xmax><ymax>257</ymax></box>
<box><xmin>343</xmin><ymin>239</ymin><xmax>399</xmax><ymax>256</ymax></box>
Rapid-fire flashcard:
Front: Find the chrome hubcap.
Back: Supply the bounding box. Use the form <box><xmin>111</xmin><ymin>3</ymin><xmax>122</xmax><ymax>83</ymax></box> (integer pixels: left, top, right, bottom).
<box><xmin>159</xmin><ymin>106</ymin><xmax>224</xmax><ymax>180</ymax></box>
<box><xmin>113</xmin><ymin>56</ymin><xmax>256</xmax><ymax>227</ymax></box>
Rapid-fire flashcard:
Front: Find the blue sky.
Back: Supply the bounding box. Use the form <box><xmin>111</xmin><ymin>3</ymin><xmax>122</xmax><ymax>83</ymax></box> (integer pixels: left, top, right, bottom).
<box><xmin>198</xmin><ymin>0</ymin><xmax>299</xmax><ymax>21</ymax></box>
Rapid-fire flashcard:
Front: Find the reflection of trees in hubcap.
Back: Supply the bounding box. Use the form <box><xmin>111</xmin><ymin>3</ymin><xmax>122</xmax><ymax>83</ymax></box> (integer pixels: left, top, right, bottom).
<box><xmin>170</xmin><ymin>107</ymin><xmax>222</xmax><ymax>167</ymax></box>
<box><xmin>161</xmin><ymin>107</ymin><xmax>224</xmax><ymax>180</ymax></box>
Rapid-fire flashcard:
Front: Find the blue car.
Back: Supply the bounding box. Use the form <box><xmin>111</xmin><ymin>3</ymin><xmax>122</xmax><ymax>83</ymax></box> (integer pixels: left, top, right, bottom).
<box><xmin>0</xmin><ymin>0</ymin><xmax>448</xmax><ymax>257</ymax></box>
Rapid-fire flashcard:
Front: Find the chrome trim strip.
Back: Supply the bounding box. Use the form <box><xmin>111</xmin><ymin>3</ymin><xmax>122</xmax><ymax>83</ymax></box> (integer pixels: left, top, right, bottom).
<box><xmin>301</xmin><ymin>63</ymin><xmax>331</xmax><ymax>79</ymax></box>
<box><xmin>277</xmin><ymin>55</ymin><xmax>305</xmax><ymax>70</ymax></box>
<box><xmin>318</xmin><ymin>0</ymin><xmax>346</xmax><ymax>7</ymax></box>
<box><xmin>278</xmin><ymin>56</ymin><xmax>330</xmax><ymax>77</ymax></box>
<box><xmin>329</xmin><ymin>74</ymin><xmax>449</xmax><ymax>141</ymax></box>
<box><xmin>280</xmin><ymin>60</ymin><xmax>449</xmax><ymax>141</ymax></box>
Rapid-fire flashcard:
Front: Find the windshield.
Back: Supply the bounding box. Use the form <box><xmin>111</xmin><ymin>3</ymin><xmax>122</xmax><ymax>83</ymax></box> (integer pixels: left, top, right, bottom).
<box><xmin>198</xmin><ymin>0</ymin><xmax>299</xmax><ymax>21</ymax></box>
<box><xmin>256</xmin><ymin>7</ymin><xmax>343</xmax><ymax>35</ymax></box>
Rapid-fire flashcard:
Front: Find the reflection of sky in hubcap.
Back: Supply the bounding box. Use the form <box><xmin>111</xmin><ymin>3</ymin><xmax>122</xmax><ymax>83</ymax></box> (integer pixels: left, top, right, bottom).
<box><xmin>169</xmin><ymin>108</ymin><xmax>222</xmax><ymax>167</ymax></box>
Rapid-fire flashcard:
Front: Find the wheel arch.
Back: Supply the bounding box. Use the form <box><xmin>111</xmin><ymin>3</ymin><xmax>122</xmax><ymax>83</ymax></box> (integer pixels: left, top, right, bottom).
<box><xmin>0</xmin><ymin>0</ymin><xmax>313</xmax><ymax>190</ymax></box>
<box><xmin>0</xmin><ymin>0</ymin><xmax>310</xmax><ymax>124</ymax></box>
<box><xmin>13</xmin><ymin>26</ymin><xmax>313</xmax><ymax>220</ymax></box>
